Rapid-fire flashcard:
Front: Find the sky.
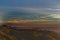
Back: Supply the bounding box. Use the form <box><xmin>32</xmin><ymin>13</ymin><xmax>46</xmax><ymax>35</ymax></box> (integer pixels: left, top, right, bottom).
<box><xmin>0</xmin><ymin>0</ymin><xmax>60</xmax><ymax>8</ymax></box>
<box><xmin>0</xmin><ymin>0</ymin><xmax>60</xmax><ymax>20</ymax></box>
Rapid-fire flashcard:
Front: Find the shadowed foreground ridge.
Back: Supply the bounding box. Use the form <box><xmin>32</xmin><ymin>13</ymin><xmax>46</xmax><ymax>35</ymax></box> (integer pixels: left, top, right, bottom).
<box><xmin>0</xmin><ymin>24</ymin><xmax>59</xmax><ymax>40</ymax></box>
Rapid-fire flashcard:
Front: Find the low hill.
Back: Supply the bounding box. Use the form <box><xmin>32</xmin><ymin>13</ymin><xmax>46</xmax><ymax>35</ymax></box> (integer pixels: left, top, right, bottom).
<box><xmin>0</xmin><ymin>24</ymin><xmax>59</xmax><ymax>40</ymax></box>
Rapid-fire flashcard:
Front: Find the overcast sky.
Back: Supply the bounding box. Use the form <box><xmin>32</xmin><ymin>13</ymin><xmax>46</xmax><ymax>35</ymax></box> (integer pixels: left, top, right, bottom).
<box><xmin>0</xmin><ymin>0</ymin><xmax>60</xmax><ymax>8</ymax></box>
<box><xmin>0</xmin><ymin>0</ymin><xmax>60</xmax><ymax>20</ymax></box>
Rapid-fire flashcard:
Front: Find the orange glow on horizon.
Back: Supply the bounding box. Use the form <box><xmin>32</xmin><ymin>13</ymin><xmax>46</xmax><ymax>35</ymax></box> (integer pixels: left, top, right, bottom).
<box><xmin>5</xmin><ymin>19</ymin><xmax>60</xmax><ymax>24</ymax></box>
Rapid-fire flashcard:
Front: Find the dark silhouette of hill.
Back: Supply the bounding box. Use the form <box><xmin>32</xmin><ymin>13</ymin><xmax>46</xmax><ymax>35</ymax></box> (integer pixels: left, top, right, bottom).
<box><xmin>0</xmin><ymin>24</ymin><xmax>59</xmax><ymax>40</ymax></box>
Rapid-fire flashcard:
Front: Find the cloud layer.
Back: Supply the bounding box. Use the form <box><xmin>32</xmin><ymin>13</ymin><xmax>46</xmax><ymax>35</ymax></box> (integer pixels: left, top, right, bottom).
<box><xmin>2</xmin><ymin>7</ymin><xmax>60</xmax><ymax>20</ymax></box>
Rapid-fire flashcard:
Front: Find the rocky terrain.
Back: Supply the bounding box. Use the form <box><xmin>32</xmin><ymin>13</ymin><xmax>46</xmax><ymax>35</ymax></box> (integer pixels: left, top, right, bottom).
<box><xmin>0</xmin><ymin>24</ymin><xmax>59</xmax><ymax>40</ymax></box>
